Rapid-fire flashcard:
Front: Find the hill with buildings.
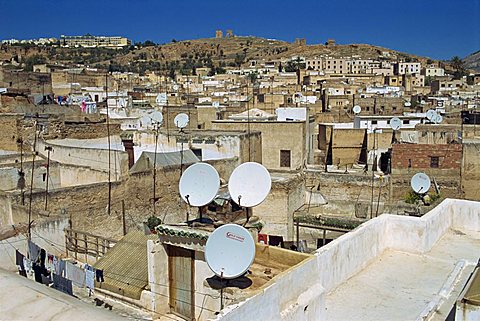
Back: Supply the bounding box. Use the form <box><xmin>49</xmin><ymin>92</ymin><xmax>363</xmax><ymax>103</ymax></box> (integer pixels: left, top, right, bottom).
<box><xmin>0</xmin><ymin>36</ymin><xmax>436</xmax><ymax>74</ymax></box>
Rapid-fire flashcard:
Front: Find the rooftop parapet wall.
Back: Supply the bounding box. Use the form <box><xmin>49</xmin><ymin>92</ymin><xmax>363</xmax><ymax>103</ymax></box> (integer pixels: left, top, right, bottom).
<box><xmin>213</xmin><ymin>198</ymin><xmax>480</xmax><ymax>321</ymax></box>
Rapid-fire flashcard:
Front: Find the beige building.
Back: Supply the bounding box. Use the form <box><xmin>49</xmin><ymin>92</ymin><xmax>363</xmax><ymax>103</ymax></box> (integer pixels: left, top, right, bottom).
<box><xmin>60</xmin><ymin>35</ymin><xmax>131</xmax><ymax>48</ymax></box>
<box><xmin>212</xmin><ymin>118</ymin><xmax>312</xmax><ymax>171</ymax></box>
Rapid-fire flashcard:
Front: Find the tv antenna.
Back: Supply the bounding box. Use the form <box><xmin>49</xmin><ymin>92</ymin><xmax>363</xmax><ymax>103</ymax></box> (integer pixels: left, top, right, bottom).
<box><xmin>205</xmin><ymin>223</ymin><xmax>255</xmax><ymax>309</ymax></box>
<box><xmin>228</xmin><ymin>162</ymin><xmax>271</xmax><ymax>224</ymax></box>
<box><xmin>410</xmin><ymin>172</ymin><xmax>431</xmax><ymax>195</ymax></box>
<box><xmin>352</xmin><ymin>105</ymin><xmax>361</xmax><ymax>114</ymax></box>
<box><xmin>179</xmin><ymin>162</ymin><xmax>220</xmax><ymax>215</ymax></box>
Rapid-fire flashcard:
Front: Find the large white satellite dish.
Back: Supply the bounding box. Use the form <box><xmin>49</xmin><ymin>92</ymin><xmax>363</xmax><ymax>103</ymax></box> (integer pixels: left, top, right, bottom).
<box><xmin>179</xmin><ymin>162</ymin><xmax>220</xmax><ymax>207</ymax></box>
<box><xmin>411</xmin><ymin>173</ymin><xmax>431</xmax><ymax>194</ymax></box>
<box><xmin>353</xmin><ymin>105</ymin><xmax>361</xmax><ymax>114</ymax></box>
<box><xmin>390</xmin><ymin>117</ymin><xmax>402</xmax><ymax>131</ymax></box>
<box><xmin>426</xmin><ymin>109</ymin><xmax>436</xmax><ymax>121</ymax></box>
<box><xmin>174</xmin><ymin>113</ymin><xmax>189</xmax><ymax>129</ymax></box>
<box><xmin>150</xmin><ymin>111</ymin><xmax>163</xmax><ymax>124</ymax></box>
<box><xmin>228</xmin><ymin>162</ymin><xmax>271</xmax><ymax>207</ymax></box>
<box><xmin>205</xmin><ymin>224</ymin><xmax>255</xmax><ymax>279</ymax></box>
<box><xmin>404</xmin><ymin>101</ymin><xmax>412</xmax><ymax>107</ymax></box>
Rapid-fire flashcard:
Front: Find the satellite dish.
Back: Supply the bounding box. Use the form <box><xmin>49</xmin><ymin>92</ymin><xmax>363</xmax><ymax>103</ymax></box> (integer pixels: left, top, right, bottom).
<box><xmin>173</xmin><ymin>84</ymin><xmax>179</xmax><ymax>91</ymax></box>
<box><xmin>433</xmin><ymin>113</ymin><xmax>443</xmax><ymax>124</ymax></box>
<box><xmin>179</xmin><ymin>163</ymin><xmax>220</xmax><ymax>207</ymax></box>
<box><xmin>404</xmin><ymin>101</ymin><xmax>412</xmax><ymax>107</ymax></box>
<box><xmin>426</xmin><ymin>110</ymin><xmax>436</xmax><ymax>120</ymax></box>
<box><xmin>205</xmin><ymin>224</ymin><xmax>255</xmax><ymax>279</ymax></box>
<box><xmin>353</xmin><ymin>105</ymin><xmax>361</xmax><ymax>114</ymax></box>
<box><xmin>174</xmin><ymin>113</ymin><xmax>189</xmax><ymax>129</ymax></box>
<box><xmin>390</xmin><ymin>117</ymin><xmax>402</xmax><ymax>131</ymax></box>
<box><xmin>149</xmin><ymin>111</ymin><xmax>163</xmax><ymax>124</ymax></box>
<box><xmin>410</xmin><ymin>173</ymin><xmax>431</xmax><ymax>194</ymax></box>
<box><xmin>228</xmin><ymin>162</ymin><xmax>271</xmax><ymax>207</ymax></box>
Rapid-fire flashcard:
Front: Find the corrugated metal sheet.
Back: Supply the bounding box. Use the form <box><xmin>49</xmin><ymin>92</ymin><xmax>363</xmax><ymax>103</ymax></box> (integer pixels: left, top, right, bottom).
<box><xmin>93</xmin><ymin>231</ymin><xmax>157</xmax><ymax>300</ymax></box>
<box><xmin>130</xmin><ymin>150</ymin><xmax>199</xmax><ymax>173</ymax></box>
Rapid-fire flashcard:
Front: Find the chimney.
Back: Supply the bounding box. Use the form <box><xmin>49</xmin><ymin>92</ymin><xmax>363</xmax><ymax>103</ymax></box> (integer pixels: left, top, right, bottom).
<box><xmin>121</xmin><ymin>138</ymin><xmax>135</xmax><ymax>168</ymax></box>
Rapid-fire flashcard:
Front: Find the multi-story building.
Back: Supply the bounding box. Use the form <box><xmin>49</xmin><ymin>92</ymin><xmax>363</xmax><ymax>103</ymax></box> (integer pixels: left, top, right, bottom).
<box><xmin>60</xmin><ymin>35</ymin><xmax>131</xmax><ymax>48</ymax></box>
<box><xmin>422</xmin><ymin>66</ymin><xmax>445</xmax><ymax>77</ymax></box>
<box><xmin>394</xmin><ymin>62</ymin><xmax>422</xmax><ymax>75</ymax></box>
<box><xmin>306</xmin><ymin>57</ymin><xmax>323</xmax><ymax>71</ymax></box>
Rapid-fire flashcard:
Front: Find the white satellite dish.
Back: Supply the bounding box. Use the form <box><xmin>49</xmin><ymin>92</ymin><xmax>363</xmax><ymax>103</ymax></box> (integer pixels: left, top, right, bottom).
<box><xmin>390</xmin><ymin>117</ymin><xmax>402</xmax><ymax>131</ymax></box>
<box><xmin>353</xmin><ymin>105</ymin><xmax>361</xmax><ymax>114</ymax></box>
<box><xmin>205</xmin><ymin>224</ymin><xmax>255</xmax><ymax>279</ymax></box>
<box><xmin>228</xmin><ymin>162</ymin><xmax>271</xmax><ymax>207</ymax></box>
<box><xmin>404</xmin><ymin>101</ymin><xmax>412</xmax><ymax>107</ymax></box>
<box><xmin>174</xmin><ymin>113</ymin><xmax>189</xmax><ymax>129</ymax></box>
<box><xmin>433</xmin><ymin>113</ymin><xmax>443</xmax><ymax>124</ymax></box>
<box><xmin>173</xmin><ymin>84</ymin><xmax>179</xmax><ymax>91</ymax></box>
<box><xmin>411</xmin><ymin>172</ymin><xmax>431</xmax><ymax>194</ymax></box>
<box><xmin>426</xmin><ymin>109</ymin><xmax>436</xmax><ymax>120</ymax></box>
<box><xmin>179</xmin><ymin>163</ymin><xmax>220</xmax><ymax>207</ymax></box>
<box><xmin>149</xmin><ymin>111</ymin><xmax>163</xmax><ymax>124</ymax></box>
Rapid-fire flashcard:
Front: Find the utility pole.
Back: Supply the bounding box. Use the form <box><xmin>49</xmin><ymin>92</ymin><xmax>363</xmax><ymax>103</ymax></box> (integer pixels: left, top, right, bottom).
<box><xmin>28</xmin><ymin>121</ymin><xmax>38</xmax><ymax>242</ymax></box>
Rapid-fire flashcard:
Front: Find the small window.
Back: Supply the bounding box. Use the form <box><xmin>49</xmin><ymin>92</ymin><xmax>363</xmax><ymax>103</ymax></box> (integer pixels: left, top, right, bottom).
<box><xmin>403</xmin><ymin>120</ymin><xmax>410</xmax><ymax>124</ymax></box>
<box><xmin>408</xmin><ymin>159</ymin><xmax>412</xmax><ymax>168</ymax></box>
<box><xmin>430</xmin><ymin>156</ymin><xmax>439</xmax><ymax>168</ymax></box>
<box><xmin>371</xmin><ymin>120</ymin><xmax>378</xmax><ymax>125</ymax></box>
<box><xmin>280</xmin><ymin>150</ymin><xmax>291</xmax><ymax>168</ymax></box>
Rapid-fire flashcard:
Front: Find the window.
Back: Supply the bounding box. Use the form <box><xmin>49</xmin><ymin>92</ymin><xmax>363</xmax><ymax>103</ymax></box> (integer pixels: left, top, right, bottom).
<box><xmin>403</xmin><ymin>120</ymin><xmax>410</xmax><ymax>124</ymax></box>
<box><xmin>408</xmin><ymin>159</ymin><xmax>412</xmax><ymax>168</ymax></box>
<box><xmin>371</xmin><ymin>120</ymin><xmax>378</xmax><ymax>125</ymax></box>
<box><xmin>280</xmin><ymin>150</ymin><xmax>291</xmax><ymax>168</ymax></box>
<box><xmin>430</xmin><ymin>156</ymin><xmax>439</xmax><ymax>168</ymax></box>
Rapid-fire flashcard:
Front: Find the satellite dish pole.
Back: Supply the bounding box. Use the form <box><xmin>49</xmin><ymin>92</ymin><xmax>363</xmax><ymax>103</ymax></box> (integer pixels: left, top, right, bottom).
<box><xmin>205</xmin><ymin>224</ymin><xmax>256</xmax><ymax>311</ymax></box>
<box><xmin>150</xmin><ymin>111</ymin><xmax>163</xmax><ymax>217</ymax></box>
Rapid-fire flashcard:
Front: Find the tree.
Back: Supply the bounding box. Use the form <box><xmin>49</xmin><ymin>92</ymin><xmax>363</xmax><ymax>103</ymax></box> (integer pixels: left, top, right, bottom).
<box><xmin>143</xmin><ymin>40</ymin><xmax>156</xmax><ymax>47</ymax></box>
<box><xmin>23</xmin><ymin>54</ymin><xmax>47</xmax><ymax>71</ymax></box>
<box><xmin>451</xmin><ymin>56</ymin><xmax>467</xmax><ymax>79</ymax></box>
<box><xmin>247</xmin><ymin>71</ymin><xmax>258</xmax><ymax>84</ymax></box>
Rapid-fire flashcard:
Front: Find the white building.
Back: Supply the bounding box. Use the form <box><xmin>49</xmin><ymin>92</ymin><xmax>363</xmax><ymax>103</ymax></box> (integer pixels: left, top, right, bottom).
<box><xmin>354</xmin><ymin>115</ymin><xmax>425</xmax><ymax>132</ymax></box>
<box><xmin>395</xmin><ymin>62</ymin><xmax>422</xmax><ymax>75</ymax></box>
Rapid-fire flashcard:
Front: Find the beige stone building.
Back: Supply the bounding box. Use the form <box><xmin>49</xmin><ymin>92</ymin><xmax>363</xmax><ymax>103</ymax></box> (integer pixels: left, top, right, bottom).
<box><xmin>212</xmin><ymin>118</ymin><xmax>312</xmax><ymax>171</ymax></box>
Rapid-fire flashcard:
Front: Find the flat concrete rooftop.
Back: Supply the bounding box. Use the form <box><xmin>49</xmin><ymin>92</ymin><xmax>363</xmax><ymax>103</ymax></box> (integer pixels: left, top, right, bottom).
<box><xmin>326</xmin><ymin>230</ymin><xmax>480</xmax><ymax>321</ymax></box>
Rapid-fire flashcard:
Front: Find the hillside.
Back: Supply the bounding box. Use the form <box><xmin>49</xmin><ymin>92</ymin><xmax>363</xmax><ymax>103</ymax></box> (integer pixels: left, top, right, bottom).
<box><xmin>464</xmin><ymin>50</ymin><xmax>480</xmax><ymax>72</ymax></box>
<box><xmin>0</xmin><ymin>36</ymin><xmax>435</xmax><ymax>74</ymax></box>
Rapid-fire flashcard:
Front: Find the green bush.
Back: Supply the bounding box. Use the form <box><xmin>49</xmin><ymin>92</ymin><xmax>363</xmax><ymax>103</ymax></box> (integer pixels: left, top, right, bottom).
<box><xmin>146</xmin><ymin>215</ymin><xmax>162</xmax><ymax>231</ymax></box>
<box><xmin>404</xmin><ymin>191</ymin><xmax>421</xmax><ymax>204</ymax></box>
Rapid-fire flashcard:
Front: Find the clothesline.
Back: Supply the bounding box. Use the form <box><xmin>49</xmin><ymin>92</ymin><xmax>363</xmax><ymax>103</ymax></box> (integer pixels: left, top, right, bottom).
<box><xmin>14</xmin><ymin>239</ymin><xmax>104</xmax><ymax>297</ymax></box>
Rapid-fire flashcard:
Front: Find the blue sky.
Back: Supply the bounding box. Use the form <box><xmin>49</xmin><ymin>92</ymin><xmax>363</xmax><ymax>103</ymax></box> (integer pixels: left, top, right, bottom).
<box><xmin>0</xmin><ymin>0</ymin><xmax>478</xmax><ymax>60</ymax></box>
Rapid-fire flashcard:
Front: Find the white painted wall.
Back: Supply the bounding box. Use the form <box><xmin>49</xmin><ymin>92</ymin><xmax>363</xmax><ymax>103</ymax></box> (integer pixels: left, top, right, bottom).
<box><xmin>211</xmin><ymin>198</ymin><xmax>480</xmax><ymax>321</ymax></box>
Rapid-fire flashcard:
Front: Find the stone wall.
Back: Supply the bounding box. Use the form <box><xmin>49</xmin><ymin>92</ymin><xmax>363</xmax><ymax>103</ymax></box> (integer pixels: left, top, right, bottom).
<box><xmin>9</xmin><ymin>158</ymin><xmax>238</xmax><ymax>239</ymax></box>
<box><xmin>391</xmin><ymin>143</ymin><xmax>462</xmax><ymax>199</ymax></box>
